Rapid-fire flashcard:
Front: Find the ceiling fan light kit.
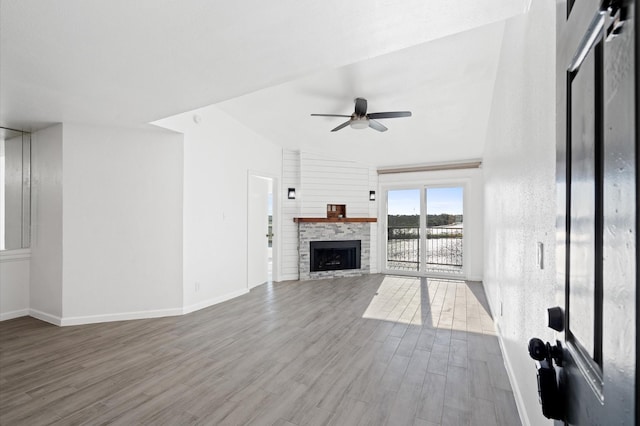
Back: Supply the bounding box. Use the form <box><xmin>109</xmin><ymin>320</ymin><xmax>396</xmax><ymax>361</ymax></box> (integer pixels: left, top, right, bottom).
<box><xmin>350</xmin><ymin>118</ymin><xmax>369</xmax><ymax>129</ymax></box>
<box><xmin>311</xmin><ymin>97</ymin><xmax>411</xmax><ymax>132</ymax></box>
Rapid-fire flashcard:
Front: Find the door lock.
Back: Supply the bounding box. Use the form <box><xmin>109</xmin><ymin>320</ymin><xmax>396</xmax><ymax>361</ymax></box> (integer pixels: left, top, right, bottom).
<box><xmin>528</xmin><ymin>338</ymin><xmax>564</xmax><ymax>420</ymax></box>
<box><xmin>528</xmin><ymin>338</ymin><xmax>564</xmax><ymax>367</ymax></box>
<box><xmin>528</xmin><ymin>306</ymin><xmax>566</xmax><ymax>420</ymax></box>
<box><xmin>547</xmin><ymin>306</ymin><xmax>564</xmax><ymax>332</ymax></box>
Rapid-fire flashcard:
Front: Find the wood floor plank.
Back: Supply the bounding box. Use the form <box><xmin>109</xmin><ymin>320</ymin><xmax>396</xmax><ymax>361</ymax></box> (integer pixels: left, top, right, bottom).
<box><xmin>417</xmin><ymin>372</ymin><xmax>446</xmax><ymax>424</ymax></box>
<box><xmin>443</xmin><ymin>364</ymin><xmax>470</xmax><ymax>412</ymax></box>
<box><xmin>0</xmin><ymin>275</ymin><xmax>521</xmax><ymax>426</ymax></box>
<box><xmin>426</xmin><ymin>343</ymin><xmax>450</xmax><ymax>375</ymax></box>
<box><xmin>494</xmin><ymin>388</ymin><xmax>522</xmax><ymax>426</ymax></box>
<box><xmin>387</xmin><ymin>380</ymin><xmax>424</xmax><ymax>426</ymax></box>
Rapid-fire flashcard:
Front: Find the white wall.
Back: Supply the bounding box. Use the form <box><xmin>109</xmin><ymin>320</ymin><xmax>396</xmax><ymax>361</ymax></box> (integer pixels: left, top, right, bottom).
<box><xmin>281</xmin><ymin>150</ymin><xmax>301</xmax><ymax>280</ymax></box>
<box><xmin>30</xmin><ymin>124</ymin><xmax>64</xmax><ymax>322</ymax></box>
<box><xmin>60</xmin><ymin>124</ymin><xmax>184</xmax><ymax>323</ymax></box>
<box><xmin>7</xmin><ymin>111</ymin><xmax>283</xmax><ymax>324</ymax></box>
<box><xmin>378</xmin><ymin>167</ymin><xmax>484</xmax><ymax>281</ymax></box>
<box><xmin>482</xmin><ymin>2</ymin><xmax>556</xmax><ymax>425</ymax></box>
<box><xmin>0</xmin><ymin>250</ymin><xmax>30</xmax><ymax>320</ymax></box>
<box><xmin>280</xmin><ymin>150</ymin><xmax>379</xmax><ymax>280</ymax></box>
<box><xmin>154</xmin><ymin>106</ymin><xmax>283</xmax><ymax>312</ymax></box>
<box><xmin>20</xmin><ymin>123</ymin><xmax>185</xmax><ymax>325</ymax></box>
<box><xmin>299</xmin><ymin>152</ymin><xmax>374</xmax><ymax>217</ymax></box>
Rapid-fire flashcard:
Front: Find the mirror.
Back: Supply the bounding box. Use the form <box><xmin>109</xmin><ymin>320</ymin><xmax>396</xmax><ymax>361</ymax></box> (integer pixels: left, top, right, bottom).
<box><xmin>1</xmin><ymin>128</ymin><xmax>31</xmax><ymax>250</ymax></box>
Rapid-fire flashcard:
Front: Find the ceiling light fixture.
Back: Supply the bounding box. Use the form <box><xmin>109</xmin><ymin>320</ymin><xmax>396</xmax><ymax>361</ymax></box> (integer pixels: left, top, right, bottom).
<box><xmin>349</xmin><ymin>117</ymin><xmax>369</xmax><ymax>129</ymax></box>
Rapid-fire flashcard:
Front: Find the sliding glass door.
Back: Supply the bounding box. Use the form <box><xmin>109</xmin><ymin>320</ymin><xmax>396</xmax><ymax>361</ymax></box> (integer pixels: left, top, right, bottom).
<box><xmin>424</xmin><ymin>187</ymin><xmax>463</xmax><ymax>275</ymax></box>
<box><xmin>386</xmin><ymin>189</ymin><xmax>422</xmax><ymax>271</ymax></box>
<box><xmin>385</xmin><ymin>186</ymin><xmax>464</xmax><ymax>276</ymax></box>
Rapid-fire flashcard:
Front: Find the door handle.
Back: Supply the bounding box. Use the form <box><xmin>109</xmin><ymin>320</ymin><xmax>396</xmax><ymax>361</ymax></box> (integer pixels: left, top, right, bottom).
<box><xmin>528</xmin><ymin>338</ymin><xmax>564</xmax><ymax>420</ymax></box>
<box><xmin>528</xmin><ymin>306</ymin><xmax>566</xmax><ymax>420</ymax></box>
<box><xmin>528</xmin><ymin>338</ymin><xmax>563</xmax><ymax>367</ymax></box>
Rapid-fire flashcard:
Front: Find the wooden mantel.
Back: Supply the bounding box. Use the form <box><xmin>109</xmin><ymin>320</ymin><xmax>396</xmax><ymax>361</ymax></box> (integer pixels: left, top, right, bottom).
<box><xmin>293</xmin><ymin>217</ymin><xmax>377</xmax><ymax>223</ymax></box>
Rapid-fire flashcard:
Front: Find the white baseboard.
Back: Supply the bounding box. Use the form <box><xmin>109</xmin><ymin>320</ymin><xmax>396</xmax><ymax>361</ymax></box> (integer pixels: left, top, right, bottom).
<box><xmin>481</xmin><ymin>285</ymin><xmax>530</xmax><ymax>426</ymax></box>
<box><xmin>182</xmin><ymin>289</ymin><xmax>249</xmax><ymax>315</ymax></box>
<box><xmin>495</xmin><ymin>322</ymin><xmax>531</xmax><ymax>426</ymax></box>
<box><xmin>6</xmin><ymin>289</ymin><xmax>251</xmax><ymax>327</ymax></box>
<box><xmin>59</xmin><ymin>307</ymin><xmax>183</xmax><ymax>326</ymax></box>
<box><xmin>29</xmin><ymin>308</ymin><xmax>63</xmax><ymax>326</ymax></box>
<box><xmin>0</xmin><ymin>308</ymin><xmax>29</xmax><ymax>321</ymax></box>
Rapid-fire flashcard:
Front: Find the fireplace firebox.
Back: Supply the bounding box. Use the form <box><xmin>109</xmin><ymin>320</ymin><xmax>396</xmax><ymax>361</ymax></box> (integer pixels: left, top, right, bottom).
<box><xmin>310</xmin><ymin>240</ymin><xmax>361</xmax><ymax>272</ymax></box>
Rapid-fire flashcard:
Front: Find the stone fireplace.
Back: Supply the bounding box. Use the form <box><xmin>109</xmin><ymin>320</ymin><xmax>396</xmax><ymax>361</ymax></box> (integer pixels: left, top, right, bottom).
<box><xmin>296</xmin><ymin>220</ymin><xmax>373</xmax><ymax>280</ymax></box>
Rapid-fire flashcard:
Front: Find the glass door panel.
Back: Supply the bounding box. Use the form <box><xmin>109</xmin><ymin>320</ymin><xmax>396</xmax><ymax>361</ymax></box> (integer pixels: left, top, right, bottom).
<box><xmin>425</xmin><ymin>187</ymin><xmax>464</xmax><ymax>275</ymax></box>
<box><xmin>386</xmin><ymin>189</ymin><xmax>421</xmax><ymax>271</ymax></box>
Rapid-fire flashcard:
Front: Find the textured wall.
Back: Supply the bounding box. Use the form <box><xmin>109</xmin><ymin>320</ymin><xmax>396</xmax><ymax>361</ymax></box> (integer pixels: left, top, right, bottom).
<box><xmin>482</xmin><ymin>2</ymin><xmax>557</xmax><ymax>425</ymax></box>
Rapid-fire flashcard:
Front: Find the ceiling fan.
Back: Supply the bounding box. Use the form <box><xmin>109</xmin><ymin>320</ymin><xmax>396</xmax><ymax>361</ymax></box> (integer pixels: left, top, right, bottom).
<box><xmin>311</xmin><ymin>98</ymin><xmax>411</xmax><ymax>132</ymax></box>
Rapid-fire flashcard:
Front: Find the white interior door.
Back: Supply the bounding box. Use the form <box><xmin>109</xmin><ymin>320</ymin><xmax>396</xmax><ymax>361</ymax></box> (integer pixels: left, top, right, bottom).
<box><xmin>248</xmin><ymin>175</ymin><xmax>271</xmax><ymax>289</ymax></box>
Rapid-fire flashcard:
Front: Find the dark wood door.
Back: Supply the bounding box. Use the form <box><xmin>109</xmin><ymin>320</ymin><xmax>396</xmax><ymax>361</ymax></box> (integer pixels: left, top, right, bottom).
<box><xmin>556</xmin><ymin>0</ymin><xmax>636</xmax><ymax>424</ymax></box>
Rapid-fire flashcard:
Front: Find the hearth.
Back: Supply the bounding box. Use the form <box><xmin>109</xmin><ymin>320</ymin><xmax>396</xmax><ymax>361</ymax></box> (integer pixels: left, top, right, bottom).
<box><xmin>310</xmin><ymin>240</ymin><xmax>361</xmax><ymax>272</ymax></box>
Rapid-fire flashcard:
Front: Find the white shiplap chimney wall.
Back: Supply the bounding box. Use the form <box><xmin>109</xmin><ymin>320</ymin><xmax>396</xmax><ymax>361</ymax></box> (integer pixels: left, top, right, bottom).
<box><xmin>280</xmin><ymin>150</ymin><xmax>378</xmax><ymax>280</ymax></box>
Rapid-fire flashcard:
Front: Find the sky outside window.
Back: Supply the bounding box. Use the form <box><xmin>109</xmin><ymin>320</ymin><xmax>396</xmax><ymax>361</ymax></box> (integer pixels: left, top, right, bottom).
<box><xmin>426</xmin><ymin>187</ymin><xmax>463</xmax><ymax>215</ymax></box>
<box><xmin>387</xmin><ymin>187</ymin><xmax>463</xmax><ymax>215</ymax></box>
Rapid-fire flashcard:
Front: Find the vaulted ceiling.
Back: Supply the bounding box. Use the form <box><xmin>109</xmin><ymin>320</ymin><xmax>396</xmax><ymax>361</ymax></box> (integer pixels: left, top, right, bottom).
<box><xmin>1</xmin><ymin>0</ymin><xmax>529</xmax><ymax>166</ymax></box>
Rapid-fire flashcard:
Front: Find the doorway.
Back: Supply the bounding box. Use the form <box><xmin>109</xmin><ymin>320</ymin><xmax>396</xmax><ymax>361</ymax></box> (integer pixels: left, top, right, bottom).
<box><xmin>384</xmin><ymin>185</ymin><xmax>464</xmax><ymax>277</ymax></box>
<box><xmin>248</xmin><ymin>173</ymin><xmax>275</xmax><ymax>289</ymax></box>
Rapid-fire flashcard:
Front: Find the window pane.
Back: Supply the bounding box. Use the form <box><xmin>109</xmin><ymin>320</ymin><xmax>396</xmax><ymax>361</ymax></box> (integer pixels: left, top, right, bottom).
<box><xmin>425</xmin><ymin>187</ymin><xmax>463</xmax><ymax>275</ymax></box>
<box><xmin>387</xmin><ymin>189</ymin><xmax>420</xmax><ymax>271</ymax></box>
<box><xmin>1</xmin><ymin>130</ymin><xmax>30</xmax><ymax>250</ymax></box>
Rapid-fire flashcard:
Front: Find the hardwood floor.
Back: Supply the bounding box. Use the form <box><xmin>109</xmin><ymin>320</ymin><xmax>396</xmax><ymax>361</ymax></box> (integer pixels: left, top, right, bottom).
<box><xmin>0</xmin><ymin>275</ymin><xmax>521</xmax><ymax>425</ymax></box>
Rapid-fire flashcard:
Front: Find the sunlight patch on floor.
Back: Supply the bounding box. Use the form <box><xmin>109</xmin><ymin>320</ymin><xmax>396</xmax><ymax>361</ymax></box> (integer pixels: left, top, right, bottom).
<box><xmin>362</xmin><ymin>276</ymin><xmax>424</xmax><ymax>325</ymax></box>
<box><xmin>362</xmin><ymin>275</ymin><xmax>495</xmax><ymax>334</ymax></box>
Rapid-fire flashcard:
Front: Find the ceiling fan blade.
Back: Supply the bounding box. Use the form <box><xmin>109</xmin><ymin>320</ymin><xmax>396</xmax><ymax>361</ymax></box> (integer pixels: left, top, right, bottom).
<box><xmin>368</xmin><ymin>119</ymin><xmax>388</xmax><ymax>132</ymax></box>
<box><xmin>354</xmin><ymin>98</ymin><xmax>368</xmax><ymax>117</ymax></box>
<box><xmin>311</xmin><ymin>114</ymin><xmax>351</xmax><ymax>117</ymax></box>
<box><xmin>330</xmin><ymin>120</ymin><xmax>352</xmax><ymax>132</ymax></box>
<box><xmin>367</xmin><ymin>111</ymin><xmax>412</xmax><ymax>119</ymax></box>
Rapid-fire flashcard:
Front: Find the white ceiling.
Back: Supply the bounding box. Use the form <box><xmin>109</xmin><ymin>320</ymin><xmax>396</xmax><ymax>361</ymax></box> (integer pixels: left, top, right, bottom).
<box><xmin>216</xmin><ymin>22</ymin><xmax>506</xmax><ymax>167</ymax></box>
<box><xmin>1</xmin><ymin>0</ymin><xmax>529</xmax><ymax>166</ymax></box>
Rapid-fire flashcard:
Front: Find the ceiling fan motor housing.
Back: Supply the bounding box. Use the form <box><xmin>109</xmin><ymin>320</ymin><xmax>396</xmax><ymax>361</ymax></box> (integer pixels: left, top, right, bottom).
<box><xmin>350</xmin><ymin>116</ymin><xmax>369</xmax><ymax>129</ymax></box>
<box><xmin>354</xmin><ymin>97</ymin><xmax>368</xmax><ymax>117</ymax></box>
<box><xmin>310</xmin><ymin>97</ymin><xmax>411</xmax><ymax>132</ymax></box>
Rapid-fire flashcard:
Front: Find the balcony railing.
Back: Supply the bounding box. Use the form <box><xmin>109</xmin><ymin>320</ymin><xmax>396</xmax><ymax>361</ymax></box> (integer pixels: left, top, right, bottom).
<box><xmin>387</xmin><ymin>226</ymin><xmax>463</xmax><ymax>274</ymax></box>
